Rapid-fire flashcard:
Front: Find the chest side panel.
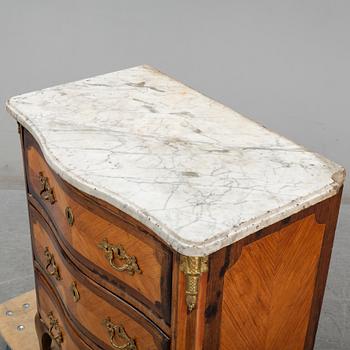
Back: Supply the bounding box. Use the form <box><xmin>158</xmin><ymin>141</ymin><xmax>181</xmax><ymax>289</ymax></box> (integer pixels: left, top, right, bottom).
<box><xmin>220</xmin><ymin>214</ymin><xmax>325</xmax><ymax>350</ymax></box>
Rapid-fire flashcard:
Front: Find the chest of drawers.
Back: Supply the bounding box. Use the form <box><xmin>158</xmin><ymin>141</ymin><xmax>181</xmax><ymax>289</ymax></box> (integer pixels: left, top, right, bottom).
<box><xmin>7</xmin><ymin>65</ymin><xmax>345</xmax><ymax>349</ymax></box>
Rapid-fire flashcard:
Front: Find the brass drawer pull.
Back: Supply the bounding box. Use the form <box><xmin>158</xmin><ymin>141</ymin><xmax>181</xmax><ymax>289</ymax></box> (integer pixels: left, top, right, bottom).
<box><xmin>97</xmin><ymin>239</ymin><xmax>141</xmax><ymax>276</ymax></box>
<box><xmin>103</xmin><ymin>317</ymin><xmax>137</xmax><ymax>350</ymax></box>
<box><xmin>44</xmin><ymin>247</ymin><xmax>61</xmax><ymax>281</ymax></box>
<box><xmin>70</xmin><ymin>281</ymin><xmax>80</xmax><ymax>302</ymax></box>
<box><xmin>65</xmin><ymin>207</ymin><xmax>74</xmax><ymax>226</ymax></box>
<box><xmin>39</xmin><ymin>172</ymin><xmax>56</xmax><ymax>204</ymax></box>
<box><xmin>48</xmin><ymin>311</ymin><xmax>63</xmax><ymax>346</ymax></box>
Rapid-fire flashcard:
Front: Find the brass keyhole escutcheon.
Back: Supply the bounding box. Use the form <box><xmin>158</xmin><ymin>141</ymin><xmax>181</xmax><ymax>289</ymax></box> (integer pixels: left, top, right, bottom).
<box><xmin>65</xmin><ymin>207</ymin><xmax>74</xmax><ymax>226</ymax></box>
<box><xmin>71</xmin><ymin>281</ymin><xmax>80</xmax><ymax>303</ymax></box>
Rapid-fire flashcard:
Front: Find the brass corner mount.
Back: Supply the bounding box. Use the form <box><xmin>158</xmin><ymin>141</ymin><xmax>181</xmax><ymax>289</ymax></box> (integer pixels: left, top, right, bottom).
<box><xmin>179</xmin><ymin>255</ymin><xmax>208</xmax><ymax>312</ymax></box>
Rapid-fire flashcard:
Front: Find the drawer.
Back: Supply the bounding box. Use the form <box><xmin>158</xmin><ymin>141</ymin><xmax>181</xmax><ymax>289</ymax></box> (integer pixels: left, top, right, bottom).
<box><xmin>23</xmin><ymin>129</ymin><xmax>172</xmax><ymax>324</ymax></box>
<box><xmin>30</xmin><ymin>205</ymin><xmax>170</xmax><ymax>350</ymax></box>
<box><xmin>35</xmin><ymin>271</ymin><xmax>93</xmax><ymax>350</ymax></box>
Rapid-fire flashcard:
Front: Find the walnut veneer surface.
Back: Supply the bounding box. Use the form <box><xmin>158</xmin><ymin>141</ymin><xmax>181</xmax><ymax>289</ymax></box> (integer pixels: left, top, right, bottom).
<box><xmin>7</xmin><ymin>66</ymin><xmax>345</xmax><ymax>349</ymax></box>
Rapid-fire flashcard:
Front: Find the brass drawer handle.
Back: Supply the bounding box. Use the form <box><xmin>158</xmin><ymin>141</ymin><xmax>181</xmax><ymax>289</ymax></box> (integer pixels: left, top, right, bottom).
<box><xmin>44</xmin><ymin>247</ymin><xmax>61</xmax><ymax>281</ymax></box>
<box><xmin>71</xmin><ymin>281</ymin><xmax>80</xmax><ymax>302</ymax></box>
<box><xmin>97</xmin><ymin>239</ymin><xmax>141</xmax><ymax>276</ymax></box>
<box><xmin>48</xmin><ymin>311</ymin><xmax>63</xmax><ymax>347</ymax></box>
<box><xmin>103</xmin><ymin>317</ymin><xmax>137</xmax><ymax>350</ymax></box>
<box><xmin>65</xmin><ymin>207</ymin><xmax>74</xmax><ymax>226</ymax></box>
<box><xmin>39</xmin><ymin>172</ymin><xmax>56</xmax><ymax>204</ymax></box>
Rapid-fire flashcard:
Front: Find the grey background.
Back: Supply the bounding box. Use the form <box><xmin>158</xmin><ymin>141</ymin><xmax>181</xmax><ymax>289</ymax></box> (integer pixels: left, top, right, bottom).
<box><xmin>0</xmin><ymin>1</ymin><xmax>349</xmax><ymax>349</ymax></box>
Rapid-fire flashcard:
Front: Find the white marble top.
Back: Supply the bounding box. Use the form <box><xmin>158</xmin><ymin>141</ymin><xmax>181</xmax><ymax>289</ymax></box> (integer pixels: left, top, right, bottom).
<box><xmin>6</xmin><ymin>65</ymin><xmax>345</xmax><ymax>256</ymax></box>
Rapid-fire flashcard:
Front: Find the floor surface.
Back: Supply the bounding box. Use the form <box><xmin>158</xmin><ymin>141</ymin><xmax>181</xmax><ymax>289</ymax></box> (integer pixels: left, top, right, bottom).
<box><xmin>0</xmin><ymin>189</ymin><xmax>349</xmax><ymax>349</ymax></box>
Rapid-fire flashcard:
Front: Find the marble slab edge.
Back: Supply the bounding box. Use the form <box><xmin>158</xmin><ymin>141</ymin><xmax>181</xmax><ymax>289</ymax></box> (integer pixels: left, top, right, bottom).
<box><xmin>6</xmin><ymin>98</ymin><xmax>346</xmax><ymax>257</ymax></box>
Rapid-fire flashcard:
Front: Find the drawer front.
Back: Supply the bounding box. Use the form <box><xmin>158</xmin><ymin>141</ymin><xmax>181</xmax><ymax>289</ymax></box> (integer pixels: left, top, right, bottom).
<box><xmin>36</xmin><ymin>271</ymin><xmax>93</xmax><ymax>350</ymax></box>
<box><xmin>30</xmin><ymin>205</ymin><xmax>170</xmax><ymax>350</ymax></box>
<box><xmin>23</xmin><ymin>128</ymin><xmax>172</xmax><ymax>324</ymax></box>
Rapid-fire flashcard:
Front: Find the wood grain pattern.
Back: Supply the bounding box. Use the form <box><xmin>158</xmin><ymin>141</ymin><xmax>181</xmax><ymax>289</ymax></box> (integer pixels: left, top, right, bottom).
<box><xmin>303</xmin><ymin>188</ymin><xmax>343</xmax><ymax>349</ymax></box>
<box><xmin>30</xmin><ymin>204</ymin><xmax>170</xmax><ymax>350</ymax></box>
<box><xmin>202</xmin><ymin>247</ymin><xmax>230</xmax><ymax>350</ymax></box>
<box><xmin>220</xmin><ymin>214</ymin><xmax>325</xmax><ymax>350</ymax></box>
<box><xmin>23</xmin><ymin>128</ymin><xmax>172</xmax><ymax>325</ymax></box>
<box><xmin>171</xmin><ymin>253</ymin><xmax>208</xmax><ymax>350</ymax></box>
<box><xmin>198</xmin><ymin>191</ymin><xmax>343</xmax><ymax>350</ymax></box>
<box><xmin>35</xmin><ymin>275</ymin><xmax>93</xmax><ymax>350</ymax></box>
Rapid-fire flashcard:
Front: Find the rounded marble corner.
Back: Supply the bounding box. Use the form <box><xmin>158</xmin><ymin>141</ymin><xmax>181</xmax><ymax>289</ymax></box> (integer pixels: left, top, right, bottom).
<box><xmin>5</xmin><ymin>98</ymin><xmax>13</xmax><ymax>114</ymax></box>
<box><xmin>5</xmin><ymin>98</ymin><xmax>22</xmax><ymax>124</ymax></box>
<box><xmin>331</xmin><ymin>168</ymin><xmax>346</xmax><ymax>189</ymax></box>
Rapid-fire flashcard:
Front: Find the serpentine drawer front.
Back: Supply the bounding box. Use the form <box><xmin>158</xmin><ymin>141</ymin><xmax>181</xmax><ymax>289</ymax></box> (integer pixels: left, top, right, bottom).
<box><xmin>7</xmin><ymin>65</ymin><xmax>345</xmax><ymax>349</ymax></box>
<box><xmin>35</xmin><ymin>271</ymin><xmax>94</xmax><ymax>350</ymax></box>
<box><xmin>30</xmin><ymin>205</ymin><xmax>169</xmax><ymax>350</ymax></box>
<box><xmin>23</xmin><ymin>130</ymin><xmax>172</xmax><ymax>326</ymax></box>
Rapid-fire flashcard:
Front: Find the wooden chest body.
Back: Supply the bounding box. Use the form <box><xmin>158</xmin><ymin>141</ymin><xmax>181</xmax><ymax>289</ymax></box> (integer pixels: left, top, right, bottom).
<box><xmin>20</xmin><ymin>126</ymin><xmax>342</xmax><ymax>350</ymax></box>
<box><xmin>8</xmin><ymin>65</ymin><xmax>345</xmax><ymax>350</ymax></box>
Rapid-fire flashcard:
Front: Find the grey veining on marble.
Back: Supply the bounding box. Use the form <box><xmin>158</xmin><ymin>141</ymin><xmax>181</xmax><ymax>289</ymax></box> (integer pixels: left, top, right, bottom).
<box><xmin>6</xmin><ymin>65</ymin><xmax>345</xmax><ymax>256</ymax></box>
